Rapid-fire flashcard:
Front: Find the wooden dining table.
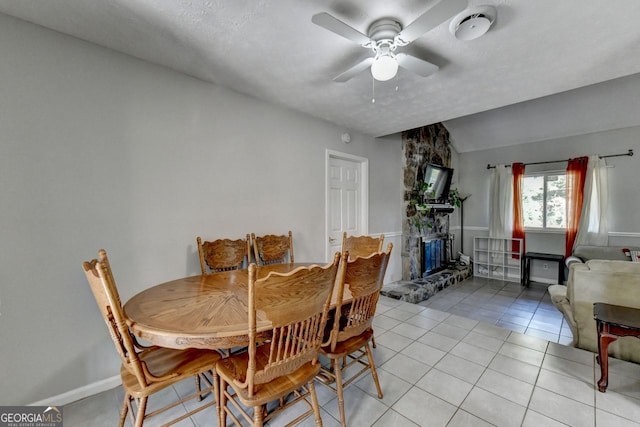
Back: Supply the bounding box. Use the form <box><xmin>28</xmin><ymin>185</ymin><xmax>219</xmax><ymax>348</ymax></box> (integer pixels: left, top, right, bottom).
<box><xmin>124</xmin><ymin>262</ymin><xmax>351</xmax><ymax>351</ymax></box>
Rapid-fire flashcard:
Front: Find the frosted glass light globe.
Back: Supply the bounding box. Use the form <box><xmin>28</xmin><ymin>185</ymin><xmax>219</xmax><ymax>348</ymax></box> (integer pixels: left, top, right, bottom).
<box><xmin>371</xmin><ymin>55</ymin><xmax>398</xmax><ymax>81</ymax></box>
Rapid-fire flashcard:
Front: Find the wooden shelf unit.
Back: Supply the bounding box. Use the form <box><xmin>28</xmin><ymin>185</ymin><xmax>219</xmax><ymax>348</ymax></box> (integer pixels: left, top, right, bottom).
<box><xmin>473</xmin><ymin>237</ymin><xmax>523</xmax><ymax>282</ymax></box>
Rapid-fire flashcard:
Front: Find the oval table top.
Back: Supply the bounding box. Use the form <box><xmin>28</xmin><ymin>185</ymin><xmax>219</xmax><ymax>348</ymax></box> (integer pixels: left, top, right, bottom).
<box><xmin>124</xmin><ymin>262</ymin><xmax>349</xmax><ymax>350</ymax></box>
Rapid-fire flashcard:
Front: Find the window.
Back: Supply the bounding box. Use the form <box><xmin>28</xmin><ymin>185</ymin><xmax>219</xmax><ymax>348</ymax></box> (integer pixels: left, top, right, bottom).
<box><xmin>522</xmin><ymin>172</ymin><xmax>566</xmax><ymax>229</ymax></box>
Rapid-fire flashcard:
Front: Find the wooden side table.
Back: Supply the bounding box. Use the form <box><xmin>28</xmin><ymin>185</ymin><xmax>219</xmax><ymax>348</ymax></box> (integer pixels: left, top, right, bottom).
<box><xmin>593</xmin><ymin>302</ymin><xmax>640</xmax><ymax>392</ymax></box>
<box><xmin>521</xmin><ymin>252</ymin><xmax>565</xmax><ymax>287</ymax></box>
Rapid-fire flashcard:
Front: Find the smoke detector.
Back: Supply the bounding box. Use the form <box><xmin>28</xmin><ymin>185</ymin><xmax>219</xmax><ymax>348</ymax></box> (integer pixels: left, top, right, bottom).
<box><xmin>449</xmin><ymin>5</ymin><xmax>497</xmax><ymax>41</ymax></box>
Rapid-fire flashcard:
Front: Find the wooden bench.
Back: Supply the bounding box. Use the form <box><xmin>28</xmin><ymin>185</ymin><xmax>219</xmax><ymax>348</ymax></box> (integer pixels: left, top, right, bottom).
<box><xmin>593</xmin><ymin>302</ymin><xmax>640</xmax><ymax>392</ymax></box>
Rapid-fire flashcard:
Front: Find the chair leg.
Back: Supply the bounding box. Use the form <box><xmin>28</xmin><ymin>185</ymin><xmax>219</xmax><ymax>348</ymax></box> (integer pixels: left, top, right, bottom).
<box><xmin>134</xmin><ymin>397</ymin><xmax>147</xmax><ymax>427</ymax></box>
<box><xmin>212</xmin><ymin>370</ymin><xmax>220</xmax><ymax>424</ymax></box>
<box><xmin>308</xmin><ymin>380</ymin><xmax>323</xmax><ymax>427</ymax></box>
<box><xmin>118</xmin><ymin>394</ymin><xmax>129</xmax><ymax>427</ymax></box>
<box><xmin>371</xmin><ymin>335</ymin><xmax>377</xmax><ymax>348</ymax></box>
<box><xmin>219</xmin><ymin>379</ymin><xmax>227</xmax><ymax>427</ymax></box>
<box><xmin>253</xmin><ymin>404</ymin><xmax>264</xmax><ymax>427</ymax></box>
<box><xmin>196</xmin><ymin>374</ymin><xmax>203</xmax><ymax>401</ymax></box>
<box><xmin>334</xmin><ymin>359</ymin><xmax>347</xmax><ymax>427</ymax></box>
<box><xmin>365</xmin><ymin>343</ymin><xmax>383</xmax><ymax>399</ymax></box>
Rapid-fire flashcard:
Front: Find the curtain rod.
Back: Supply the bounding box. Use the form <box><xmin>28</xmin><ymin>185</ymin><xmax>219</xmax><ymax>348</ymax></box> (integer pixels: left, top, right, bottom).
<box><xmin>486</xmin><ymin>149</ymin><xmax>634</xmax><ymax>169</ymax></box>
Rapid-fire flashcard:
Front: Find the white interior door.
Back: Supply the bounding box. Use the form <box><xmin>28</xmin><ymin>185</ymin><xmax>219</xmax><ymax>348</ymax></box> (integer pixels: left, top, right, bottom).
<box><xmin>326</xmin><ymin>150</ymin><xmax>368</xmax><ymax>260</ymax></box>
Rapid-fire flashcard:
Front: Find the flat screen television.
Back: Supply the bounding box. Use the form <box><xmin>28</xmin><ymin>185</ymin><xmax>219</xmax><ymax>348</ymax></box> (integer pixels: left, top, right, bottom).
<box><xmin>422</xmin><ymin>163</ymin><xmax>453</xmax><ymax>203</ymax></box>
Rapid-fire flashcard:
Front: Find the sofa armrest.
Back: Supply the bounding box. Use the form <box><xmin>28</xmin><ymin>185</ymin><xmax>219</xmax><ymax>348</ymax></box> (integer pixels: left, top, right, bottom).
<box><xmin>565</xmin><ymin>255</ymin><xmax>583</xmax><ymax>269</ymax></box>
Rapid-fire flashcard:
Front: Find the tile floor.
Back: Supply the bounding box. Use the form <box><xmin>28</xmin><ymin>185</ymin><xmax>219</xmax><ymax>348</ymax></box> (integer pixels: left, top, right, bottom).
<box><xmin>64</xmin><ymin>277</ymin><xmax>640</xmax><ymax>426</ymax></box>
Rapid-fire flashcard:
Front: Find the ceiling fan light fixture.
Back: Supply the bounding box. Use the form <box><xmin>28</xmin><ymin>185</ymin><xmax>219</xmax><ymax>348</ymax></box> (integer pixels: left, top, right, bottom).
<box><xmin>371</xmin><ymin>54</ymin><xmax>398</xmax><ymax>81</ymax></box>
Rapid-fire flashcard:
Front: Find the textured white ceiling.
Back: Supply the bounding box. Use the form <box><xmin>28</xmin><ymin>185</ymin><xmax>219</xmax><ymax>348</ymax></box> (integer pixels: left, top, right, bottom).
<box><xmin>2</xmin><ymin>0</ymin><xmax>640</xmax><ymax>152</ymax></box>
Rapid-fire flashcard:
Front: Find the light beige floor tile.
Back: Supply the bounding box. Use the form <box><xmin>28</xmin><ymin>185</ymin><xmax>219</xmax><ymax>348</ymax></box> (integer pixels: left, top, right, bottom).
<box><xmin>372</xmin><ymin>314</ymin><xmax>402</xmax><ymax>331</ymax></box>
<box><xmin>524</xmin><ymin>327</ymin><xmax>560</xmax><ymax>343</ymax></box>
<box><xmin>601</xmin><ymin>371</ymin><xmax>640</xmax><ymax>400</ymax></box>
<box><xmin>354</xmin><ymin>367</ymin><xmax>413</xmax><ymax>407</ymax></box>
<box><xmin>595</xmin><ymin>408</ymin><xmax>640</xmax><ymax>427</ymax></box>
<box><xmin>415</xmin><ymin>308</ymin><xmax>451</xmax><ymax>322</ymax></box>
<box><xmin>380</xmin><ymin>353</ymin><xmax>431</xmax><ymax>384</ymax></box>
<box><xmin>536</xmin><ymin>368</ymin><xmax>595</xmax><ymax>405</ymax></box>
<box><xmin>372</xmin><ymin>409</ymin><xmax>419</xmax><ymax>426</ymax></box>
<box><xmin>324</xmin><ymin>386</ymin><xmax>388</xmax><ymax>427</ymax></box>
<box><xmin>473</xmin><ymin>322</ymin><xmax>511</xmax><ymax>340</ymax></box>
<box><xmin>63</xmin><ymin>388</ymin><xmax>122</xmax><ymax>427</ymax></box>
<box><xmin>462</xmin><ymin>330</ymin><xmax>505</xmax><ymax>352</ymax></box>
<box><xmin>608</xmin><ymin>357</ymin><xmax>640</xmax><ymax>380</ymax></box>
<box><xmin>487</xmin><ymin>354</ymin><xmax>540</xmax><ymax>384</ymax></box>
<box><xmin>476</xmin><ymin>368</ymin><xmax>534</xmax><ymax>407</ymax></box>
<box><xmin>383</xmin><ymin>307</ymin><xmax>416</xmax><ymax>322</ymax></box>
<box><xmin>418</xmin><ymin>331</ymin><xmax>459</xmax><ymax>352</ymax></box>
<box><xmin>506</xmin><ymin>331</ymin><xmax>549</xmax><ymax>353</ymax></box>
<box><xmin>521</xmin><ymin>409</ymin><xmax>567</xmax><ymax>427</ymax></box>
<box><xmin>430</xmin><ymin>323</ymin><xmax>470</xmax><ymax>341</ymax></box>
<box><xmin>392</xmin><ymin>386</ymin><xmax>457</xmax><ymax>427</ymax></box>
<box><xmin>499</xmin><ymin>342</ymin><xmax>545</xmax><ymax>367</ymax></box>
<box><xmin>460</xmin><ymin>387</ymin><xmax>526</xmax><ymax>427</ymax></box>
<box><xmin>542</xmin><ymin>353</ymin><xmax>595</xmax><ymax>384</ymax></box>
<box><xmin>374</xmin><ymin>330</ymin><xmax>413</xmax><ymax>352</ymax></box>
<box><xmin>369</xmin><ymin>343</ymin><xmax>398</xmax><ymax>367</ymax></box>
<box><xmin>434</xmin><ymin>353</ymin><xmax>486</xmax><ymax>384</ymax></box>
<box><xmin>400</xmin><ymin>340</ymin><xmax>446</xmax><ymax>366</ymax></box>
<box><xmin>529</xmin><ymin>387</ymin><xmax>595</xmax><ymax>427</ymax></box>
<box><xmin>396</xmin><ymin>301</ymin><xmax>427</xmax><ymax>314</ymax></box>
<box><xmin>595</xmin><ymin>387</ymin><xmax>640</xmax><ymax>423</ymax></box>
<box><xmin>442</xmin><ymin>314</ymin><xmax>479</xmax><ymax>330</ymax></box>
<box><xmin>415</xmin><ymin>368</ymin><xmax>473</xmax><ymax>407</ymax></box>
<box><xmin>446</xmin><ymin>409</ymin><xmax>495</xmax><ymax>427</ymax></box>
<box><xmin>450</xmin><ymin>341</ymin><xmax>497</xmax><ymax>367</ymax></box>
<box><xmin>389</xmin><ymin>322</ymin><xmax>429</xmax><ymax>340</ymax></box>
<box><xmin>404</xmin><ymin>313</ymin><xmax>441</xmax><ymax>330</ymax></box>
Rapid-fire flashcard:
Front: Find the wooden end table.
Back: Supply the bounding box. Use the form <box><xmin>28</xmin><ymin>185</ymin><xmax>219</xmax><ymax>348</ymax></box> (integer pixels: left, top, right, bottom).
<box><xmin>593</xmin><ymin>302</ymin><xmax>640</xmax><ymax>392</ymax></box>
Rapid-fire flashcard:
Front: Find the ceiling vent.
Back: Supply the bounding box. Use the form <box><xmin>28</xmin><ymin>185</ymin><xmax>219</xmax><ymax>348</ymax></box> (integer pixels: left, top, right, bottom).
<box><xmin>449</xmin><ymin>5</ymin><xmax>497</xmax><ymax>41</ymax></box>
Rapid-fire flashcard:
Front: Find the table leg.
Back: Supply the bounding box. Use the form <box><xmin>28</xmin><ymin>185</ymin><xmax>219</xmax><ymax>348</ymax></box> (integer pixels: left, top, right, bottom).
<box><xmin>596</xmin><ymin>324</ymin><xmax>617</xmax><ymax>393</ymax></box>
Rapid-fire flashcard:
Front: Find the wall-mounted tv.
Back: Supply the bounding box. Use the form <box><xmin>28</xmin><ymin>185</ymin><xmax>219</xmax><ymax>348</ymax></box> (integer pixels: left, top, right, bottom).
<box><xmin>422</xmin><ymin>163</ymin><xmax>453</xmax><ymax>203</ymax></box>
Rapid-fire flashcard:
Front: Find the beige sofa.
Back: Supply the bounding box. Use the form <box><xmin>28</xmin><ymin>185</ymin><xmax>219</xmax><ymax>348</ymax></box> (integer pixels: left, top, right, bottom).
<box><xmin>549</xmin><ymin>245</ymin><xmax>640</xmax><ymax>364</ymax></box>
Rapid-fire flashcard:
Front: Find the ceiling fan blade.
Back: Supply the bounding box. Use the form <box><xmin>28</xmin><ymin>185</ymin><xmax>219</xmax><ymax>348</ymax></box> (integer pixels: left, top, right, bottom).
<box><xmin>333</xmin><ymin>57</ymin><xmax>375</xmax><ymax>82</ymax></box>
<box><xmin>396</xmin><ymin>53</ymin><xmax>439</xmax><ymax>77</ymax></box>
<box><xmin>312</xmin><ymin>12</ymin><xmax>372</xmax><ymax>46</ymax></box>
<box><xmin>396</xmin><ymin>0</ymin><xmax>468</xmax><ymax>44</ymax></box>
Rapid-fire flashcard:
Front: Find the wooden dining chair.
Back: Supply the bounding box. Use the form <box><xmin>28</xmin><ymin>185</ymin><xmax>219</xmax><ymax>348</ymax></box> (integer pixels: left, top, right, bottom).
<box><xmin>342</xmin><ymin>232</ymin><xmax>384</xmax><ymax>260</ymax></box>
<box><xmin>251</xmin><ymin>230</ymin><xmax>294</xmax><ymax>265</ymax></box>
<box><xmin>317</xmin><ymin>243</ymin><xmax>392</xmax><ymax>427</ymax></box>
<box><xmin>82</xmin><ymin>249</ymin><xmax>221</xmax><ymax>427</ymax></box>
<box><xmin>197</xmin><ymin>234</ymin><xmax>251</xmax><ymax>274</ymax></box>
<box><xmin>216</xmin><ymin>253</ymin><xmax>340</xmax><ymax>427</ymax></box>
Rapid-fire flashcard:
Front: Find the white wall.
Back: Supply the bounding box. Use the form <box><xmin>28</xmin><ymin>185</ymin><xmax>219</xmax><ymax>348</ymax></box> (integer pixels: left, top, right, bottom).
<box><xmin>0</xmin><ymin>14</ymin><xmax>403</xmax><ymax>404</ymax></box>
<box><xmin>456</xmin><ymin>126</ymin><xmax>640</xmax><ymax>281</ymax></box>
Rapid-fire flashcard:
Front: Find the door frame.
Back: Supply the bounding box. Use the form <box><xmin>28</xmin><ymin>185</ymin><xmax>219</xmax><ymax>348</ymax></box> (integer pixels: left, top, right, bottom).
<box><xmin>325</xmin><ymin>149</ymin><xmax>369</xmax><ymax>261</ymax></box>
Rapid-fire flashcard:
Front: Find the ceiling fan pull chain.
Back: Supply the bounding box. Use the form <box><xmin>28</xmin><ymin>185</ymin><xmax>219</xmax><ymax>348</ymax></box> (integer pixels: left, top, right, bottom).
<box><xmin>371</xmin><ymin>75</ymin><xmax>376</xmax><ymax>103</ymax></box>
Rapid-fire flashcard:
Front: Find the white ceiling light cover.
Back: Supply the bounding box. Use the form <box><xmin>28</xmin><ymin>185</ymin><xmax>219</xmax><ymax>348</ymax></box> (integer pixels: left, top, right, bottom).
<box><xmin>450</xmin><ymin>5</ymin><xmax>497</xmax><ymax>41</ymax></box>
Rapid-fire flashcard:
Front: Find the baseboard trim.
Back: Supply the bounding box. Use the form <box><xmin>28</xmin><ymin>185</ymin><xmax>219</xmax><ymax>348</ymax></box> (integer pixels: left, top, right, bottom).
<box><xmin>29</xmin><ymin>375</ymin><xmax>120</xmax><ymax>406</ymax></box>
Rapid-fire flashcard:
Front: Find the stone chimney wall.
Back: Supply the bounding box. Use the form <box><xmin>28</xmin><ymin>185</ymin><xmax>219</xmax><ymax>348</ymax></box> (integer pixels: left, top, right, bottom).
<box><xmin>401</xmin><ymin>123</ymin><xmax>452</xmax><ymax>280</ymax></box>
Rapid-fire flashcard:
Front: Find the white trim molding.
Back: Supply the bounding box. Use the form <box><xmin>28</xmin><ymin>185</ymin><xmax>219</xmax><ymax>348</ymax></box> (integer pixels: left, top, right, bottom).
<box><xmin>29</xmin><ymin>375</ymin><xmax>121</xmax><ymax>406</ymax></box>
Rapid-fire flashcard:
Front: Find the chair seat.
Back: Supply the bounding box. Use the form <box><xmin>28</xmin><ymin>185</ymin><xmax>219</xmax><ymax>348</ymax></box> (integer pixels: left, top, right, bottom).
<box><xmin>320</xmin><ymin>328</ymin><xmax>374</xmax><ymax>358</ymax></box>
<box><xmin>217</xmin><ymin>345</ymin><xmax>322</xmax><ymax>406</ymax></box>
<box><xmin>121</xmin><ymin>347</ymin><xmax>221</xmax><ymax>398</ymax></box>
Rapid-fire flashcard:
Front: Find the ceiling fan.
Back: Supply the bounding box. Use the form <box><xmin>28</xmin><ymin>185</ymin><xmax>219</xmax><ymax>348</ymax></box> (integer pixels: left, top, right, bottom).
<box><xmin>312</xmin><ymin>0</ymin><xmax>468</xmax><ymax>82</ymax></box>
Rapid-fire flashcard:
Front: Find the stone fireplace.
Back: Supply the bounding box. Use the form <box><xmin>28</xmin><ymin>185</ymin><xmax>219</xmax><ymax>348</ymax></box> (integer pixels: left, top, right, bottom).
<box><xmin>402</xmin><ymin>123</ymin><xmax>453</xmax><ymax>280</ymax></box>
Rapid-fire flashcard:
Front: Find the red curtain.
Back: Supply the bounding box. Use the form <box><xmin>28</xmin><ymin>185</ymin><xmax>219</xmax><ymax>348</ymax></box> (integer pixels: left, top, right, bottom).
<box><xmin>565</xmin><ymin>156</ymin><xmax>589</xmax><ymax>257</ymax></box>
<box><xmin>512</xmin><ymin>163</ymin><xmax>526</xmax><ymax>258</ymax></box>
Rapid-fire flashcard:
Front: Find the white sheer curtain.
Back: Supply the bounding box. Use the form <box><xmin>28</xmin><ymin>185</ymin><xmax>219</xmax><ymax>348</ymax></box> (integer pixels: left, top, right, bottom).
<box><xmin>575</xmin><ymin>155</ymin><xmax>609</xmax><ymax>247</ymax></box>
<box><xmin>489</xmin><ymin>165</ymin><xmax>514</xmax><ymax>255</ymax></box>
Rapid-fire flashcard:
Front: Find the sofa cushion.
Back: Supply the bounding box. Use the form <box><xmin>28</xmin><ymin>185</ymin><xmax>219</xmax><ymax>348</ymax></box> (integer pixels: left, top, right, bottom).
<box><xmin>572</xmin><ymin>245</ymin><xmax>634</xmax><ymax>262</ymax></box>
